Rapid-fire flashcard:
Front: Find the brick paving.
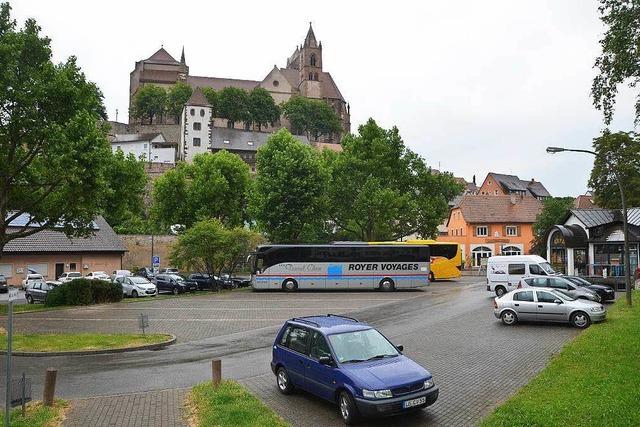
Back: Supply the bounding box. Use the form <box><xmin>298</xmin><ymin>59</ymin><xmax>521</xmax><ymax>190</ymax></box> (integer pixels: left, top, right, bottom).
<box><xmin>64</xmin><ymin>388</ymin><xmax>187</xmax><ymax>427</ymax></box>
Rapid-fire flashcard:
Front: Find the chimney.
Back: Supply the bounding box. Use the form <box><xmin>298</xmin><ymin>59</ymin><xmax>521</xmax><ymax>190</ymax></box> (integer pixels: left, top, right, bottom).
<box><xmin>472</xmin><ymin>174</ymin><xmax>476</xmax><ymax>185</ymax></box>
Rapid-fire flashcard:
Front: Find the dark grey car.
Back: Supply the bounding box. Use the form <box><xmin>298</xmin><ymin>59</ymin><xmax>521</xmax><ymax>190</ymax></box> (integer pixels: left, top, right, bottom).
<box><xmin>0</xmin><ymin>274</ymin><xmax>7</xmax><ymax>293</ymax></box>
<box><xmin>25</xmin><ymin>281</ymin><xmax>56</xmax><ymax>304</ymax></box>
<box><xmin>520</xmin><ymin>276</ymin><xmax>601</xmax><ymax>302</ymax></box>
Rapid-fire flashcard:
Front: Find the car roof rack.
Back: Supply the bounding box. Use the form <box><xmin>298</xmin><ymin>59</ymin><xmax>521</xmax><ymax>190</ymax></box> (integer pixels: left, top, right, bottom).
<box><xmin>326</xmin><ymin>314</ymin><xmax>359</xmax><ymax>322</ymax></box>
<box><xmin>290</xmin><ymin>317</ymin><xmax>320</xmax><ymax>327</ymax></box>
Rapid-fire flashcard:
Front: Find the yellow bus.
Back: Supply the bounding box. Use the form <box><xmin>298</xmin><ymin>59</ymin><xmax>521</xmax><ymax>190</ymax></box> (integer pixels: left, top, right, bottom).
<box><xmin>369</xmin><ymin>240</ymin><xmax>462</xmax><ymax>281</ymax></box>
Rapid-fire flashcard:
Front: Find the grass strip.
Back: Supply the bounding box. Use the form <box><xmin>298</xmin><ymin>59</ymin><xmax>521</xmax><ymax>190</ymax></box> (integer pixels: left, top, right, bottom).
<box><xmin>0</xmin><ymin>333</ymin><xmax>172</xmax><ymax>352</ymax></box>
<box><xmin>482</xmin><ymin>291</ymin><xmax>640</xmax><ymax>427</ymax></box>
<box><xmin>185</xmin><ymin>380</ymin><xmax>289</xmax><ymax>427</ymax></box>
<box><xmin>0</xmin><ymin>400</ymin><xmax>68</xmax><ymax>427</ymax></box>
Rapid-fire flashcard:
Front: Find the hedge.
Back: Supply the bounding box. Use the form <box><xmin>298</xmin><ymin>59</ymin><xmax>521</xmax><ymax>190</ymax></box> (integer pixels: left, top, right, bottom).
<box><xmin>45</xmin><ymin>279</ymin><xmax>123</xmax><ymax>307</ymax></box>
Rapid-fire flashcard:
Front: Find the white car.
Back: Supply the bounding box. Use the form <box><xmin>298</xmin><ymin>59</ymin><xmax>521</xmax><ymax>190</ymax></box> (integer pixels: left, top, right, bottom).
<box><xmin>58</xmin><ymin>271</ymin><xmax>83</xmax><ymax>283</ymax></box>
<box><xmin>116</xmin><ymin>276</ymin><xmax>157</xmax><ymax>298</ymax></box>
<box><xmin>85</xmin><ymin>271</ymin><xmax>110</xmax><ymax>281</ymax></box>
<box><xmin>22</xmin><ymin>273</ymin><xmax>44</xmax><ymax>288</ymax></box>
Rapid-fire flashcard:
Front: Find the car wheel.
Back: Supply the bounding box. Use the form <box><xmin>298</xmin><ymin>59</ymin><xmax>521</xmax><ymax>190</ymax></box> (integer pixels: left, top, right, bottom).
<box><xmin>282</xmin><ymin>279</ymin><xmax>298</xmax><ymax>292</ymax></box>
<box><xmin>571</xmin><ymin>311</ymin><xmax>591</xmax><ymax>329</ymax></box>
<box><xmin>495</xmin><ymin>286</ymin><xmax>506</xmax><ymax>297</ymax></box>
<box><xmin>379</xmin><ymin>278</ymin><xmax>395</xmax><ymax>292</ymax></box>
<box><xmin>132</xmin><ymin>290</ymin><xmax>139</xmax><ymax>298</ymax></box>
<box><xmin>26</xmin><ymin>295</ymin><xmax>34</xmax><ymax>304</ymax></box>
<box><xmin>338</xmin><ymin>391</ymin><xmax>359</xmax><ymax>425</ymax></box>
<box><xmin>276</xmin><ymin>367</ymin><xmax>294</xmax><ymax>394</ymax></box>
<box><xmin>172</xmin><ymin>287</ymin><xmax>179</xmax><ymax>295</ymax></box>
<box><xmin>501</xmin><ymin>310</ymin><xmax>517</xmax><ymax>326</ymax></box>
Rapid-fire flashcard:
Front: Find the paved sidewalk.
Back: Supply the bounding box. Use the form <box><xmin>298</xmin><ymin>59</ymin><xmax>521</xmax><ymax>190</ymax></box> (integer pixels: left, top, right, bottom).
<box><xmin>64</xmin><ymin>389</ymin><xmax>187</xmax><ymax>427</ymax></box>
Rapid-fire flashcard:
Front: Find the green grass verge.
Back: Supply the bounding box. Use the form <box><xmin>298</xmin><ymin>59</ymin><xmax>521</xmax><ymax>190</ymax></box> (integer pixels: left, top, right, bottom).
<box><xmin>0</xmin><ymin>399</ymin><xmax>68</xmax><ymax>427</ymax></box>
<box><xmin>0</xmin><ymin>333</ymin><xmax>172</xmax><ymax>352</ymax></box>
<box><xmin>482</xmin><ymin>291</ymin><xmax>640</xmax><ymax>427</ymax></box>
<box><xmin>0</xmin><ymin>304</ymin><xmax>56</xmax><ymax>315</ymax></box>
<box><xmin>186</xmin><ymin>380</ymin><xmax>289</xmax><ymax>427</ymax></box>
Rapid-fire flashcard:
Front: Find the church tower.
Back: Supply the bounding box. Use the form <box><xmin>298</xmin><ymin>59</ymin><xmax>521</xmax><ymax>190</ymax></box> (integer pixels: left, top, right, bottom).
<box><xmin>299</xmin><ymin>23</ymin><xmax>322</xmax><ymax>99</ymax></box>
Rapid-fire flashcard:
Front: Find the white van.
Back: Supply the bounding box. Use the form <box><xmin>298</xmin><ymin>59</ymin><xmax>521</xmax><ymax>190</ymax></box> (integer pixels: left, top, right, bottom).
<box><xmin>487</xmin><ymin>255</ymin><xmax>558</xmax><ymax>297</ymax></box>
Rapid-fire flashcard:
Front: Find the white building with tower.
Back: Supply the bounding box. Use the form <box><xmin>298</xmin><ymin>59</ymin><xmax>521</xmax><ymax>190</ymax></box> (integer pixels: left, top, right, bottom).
<box><xmin>111</xmin><ymin>132</ymin><xmax>176</xmax><ymax>164</ymax></box>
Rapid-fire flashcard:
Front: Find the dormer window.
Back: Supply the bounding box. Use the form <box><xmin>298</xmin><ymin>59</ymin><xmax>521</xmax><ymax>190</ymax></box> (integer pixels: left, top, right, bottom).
<box><xmin>310</xmin><ymin>54</ymin><xmax>316</xmax><ymax>66</ymax></box>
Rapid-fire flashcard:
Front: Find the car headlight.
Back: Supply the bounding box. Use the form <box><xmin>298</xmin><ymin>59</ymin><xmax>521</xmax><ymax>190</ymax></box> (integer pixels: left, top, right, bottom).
<box><xmin>362</xmin><ymin>389</ymin><xmax>393</xmax><ymax>399</ymax></box>
<box><xmin>590</xmin><ymin>305</ymin><xmax>604</xmax><ymax>312</ymax></box>
<box><xmin>424</xmin><ymin>378</ymin><xmax>435</xmax><ymax>389</ymax></box>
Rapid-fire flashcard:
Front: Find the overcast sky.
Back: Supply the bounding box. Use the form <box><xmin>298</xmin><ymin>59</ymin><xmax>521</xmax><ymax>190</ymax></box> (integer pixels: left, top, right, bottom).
<box><xmin>12</xmin><ymin>0</ymin><xmax>638</xmax><ymax>196</ymax></box>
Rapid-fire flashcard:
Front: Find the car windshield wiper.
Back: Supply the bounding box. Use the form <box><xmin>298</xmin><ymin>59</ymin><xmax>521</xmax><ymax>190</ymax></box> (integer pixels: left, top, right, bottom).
<box><xmin>365</xmin><ymin>354</ymin><xmax>395</xmax><ymax>361</ymax></box>
<box><xmin>341</xmin><ymin>359</ymin><xmax>366</xmax><ymax>364</ymax></box>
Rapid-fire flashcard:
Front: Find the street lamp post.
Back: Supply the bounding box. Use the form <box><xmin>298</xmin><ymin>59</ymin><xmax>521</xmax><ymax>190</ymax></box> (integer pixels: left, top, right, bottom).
<box><xmin>546</xmin><ymin>146</ymin><xmax>632</xmax><ymax>306</ymax></box>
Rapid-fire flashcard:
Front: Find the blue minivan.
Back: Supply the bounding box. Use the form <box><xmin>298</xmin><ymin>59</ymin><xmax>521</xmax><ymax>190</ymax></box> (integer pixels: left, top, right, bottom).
<box><xmin>271</xmin><ymin>315</ymin><xmax>439</xmax><ymax>424</ymax></box>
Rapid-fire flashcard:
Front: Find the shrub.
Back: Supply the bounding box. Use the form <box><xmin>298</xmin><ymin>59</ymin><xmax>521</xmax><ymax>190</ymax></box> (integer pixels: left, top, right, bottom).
<box><xmin>45</xmin><ymin>279</ymin><xmax>123</xmax><ymax>307</ymax></box>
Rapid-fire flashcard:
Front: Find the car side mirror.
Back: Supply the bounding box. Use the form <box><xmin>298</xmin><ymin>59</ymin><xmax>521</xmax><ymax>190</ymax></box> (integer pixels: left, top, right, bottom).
<box><xmin>318</xmin><ymin>356</ymin><xmax>333</xmax><ymax>366</ymax></box>
<box><xmin>554</xmin><ymin>299</ymin><xmax>562</xmax><ymax>304</ymax></box>
<box><xmin>396</xmin><ymin>345</ymin><xmax>404</xmax><ymax>353</ymax></box>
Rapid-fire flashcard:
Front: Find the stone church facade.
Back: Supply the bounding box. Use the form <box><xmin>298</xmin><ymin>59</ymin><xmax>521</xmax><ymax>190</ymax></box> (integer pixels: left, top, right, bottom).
<box><xmin>129</xmin><ymin>24</ymin><xmax>350</xmax><ymax>143</ymax></box>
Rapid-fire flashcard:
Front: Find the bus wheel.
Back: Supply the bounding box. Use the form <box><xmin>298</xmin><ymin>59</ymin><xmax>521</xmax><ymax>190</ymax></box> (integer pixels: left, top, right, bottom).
<box><xmin>282</xmin><ymin>279</ymin><xmax>298</xmax><ymax>292</ymax></box>
<box><xmin>379</xmin><ymin>278</ymin><xmax>395</xmax><ymax>292</ymax></box>
<box><xmin>429</xmin><ymin>272</ymin><xmax>435</xmax><ymax>282</ymax></box>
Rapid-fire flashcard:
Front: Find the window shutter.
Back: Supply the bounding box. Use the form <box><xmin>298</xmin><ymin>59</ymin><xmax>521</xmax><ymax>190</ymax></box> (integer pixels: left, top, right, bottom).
<box><xmin>473</xmin><ymin>226</ymin><xmax>477</xmax><ymax>237</ymax></box>
<box><xmin>504</xmin><ymin>225</ymin><xmax>508</xmax><ymax>236</ymax></box>
<box><xmin>517</xmin><ymin>226</ymin><xmax>521</xmax><ymax>237</ymax></box>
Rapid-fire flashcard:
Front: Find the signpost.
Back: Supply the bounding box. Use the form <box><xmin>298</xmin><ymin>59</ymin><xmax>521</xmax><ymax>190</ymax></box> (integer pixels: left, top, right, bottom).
<box><xmin>138</xmin><ymin>313</ymin><xmax>149</xmax><ymax>335</ymax></box>
<box><xmin>4</xmin><ymin>287</ymin><xmax>18</xmax><ymax>427</ymax></box>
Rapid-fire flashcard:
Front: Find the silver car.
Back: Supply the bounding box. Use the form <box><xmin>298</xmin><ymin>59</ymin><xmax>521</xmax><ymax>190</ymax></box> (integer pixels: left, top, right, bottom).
<box><xmin>519</xmin><ymin>276</ymin><xmax>601</xmax><ymax>302</ymax></box>
<box><xmin>494</xmin><ymin>288</ymin><xmax>606</xmax><ymax>329</ymax></box>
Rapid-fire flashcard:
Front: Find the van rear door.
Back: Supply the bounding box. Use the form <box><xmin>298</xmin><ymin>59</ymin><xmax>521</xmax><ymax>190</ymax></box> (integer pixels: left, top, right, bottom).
<box><xmin>507</xmin><ymin>263</ymin><xmax>527</xmax><ymax>290</ymax></box>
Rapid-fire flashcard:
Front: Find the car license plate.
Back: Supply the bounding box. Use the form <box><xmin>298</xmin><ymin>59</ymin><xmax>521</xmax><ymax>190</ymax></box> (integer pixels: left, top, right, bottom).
<box><xmin>403</xmin><ymin>397</ymin><xmax>426</xmax><ymax>409</ymax></box>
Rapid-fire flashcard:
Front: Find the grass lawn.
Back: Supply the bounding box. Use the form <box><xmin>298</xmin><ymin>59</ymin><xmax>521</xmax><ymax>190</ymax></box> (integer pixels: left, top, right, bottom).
<box><xmin>0</xmin><ymin>400</ymin><xmax>68</xmax><ymax>427</ymax></box>
<box><xmin>0</xmin><ymin>333</ymin><xmax>172</xmax><ymax>352</ymax></box>
<box><xmin>0</xmin><ymin>304</ymin><xmax>55</xmax><ymax>315</ymax></box>
<box><xmin>185</xmin><ymin>380</ymin><xmax>289</xmax><ymax>427</ymax></box>
<box><xmin>482</xmin><ymin>291</ymin><xmax>640</xmax><ymax>427</ymax></box>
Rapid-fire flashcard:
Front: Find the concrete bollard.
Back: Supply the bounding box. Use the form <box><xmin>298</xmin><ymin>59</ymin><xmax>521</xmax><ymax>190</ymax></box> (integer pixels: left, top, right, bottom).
<box><xmin>43</xmin><ymin>368</ymin><xmax>57</xmax><ymax>407</ymax></box>
<box><xmin>211</xmin><ymin>359</ymin><xmax>222</xmax><ymax>388</ymax></box>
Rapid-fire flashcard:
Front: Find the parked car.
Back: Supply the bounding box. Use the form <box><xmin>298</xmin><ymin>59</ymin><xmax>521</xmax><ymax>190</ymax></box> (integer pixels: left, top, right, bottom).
<box><xmin>563</xmin><ymin>276</ymin><xmax>615</xmax><ymax>302</ymax></box>
<box><xmin>159</xmin><ymin>268</ymin><xmax>179</xmax><ymax>275</ymax></box>
<box><xmin>154</xmin><ymin>274</ymin><xmax>197</xmax><ymax>294</ymax></box>
<box><xmin>111</xmin><ymin>270</ymin><xmax>132</xmax><ymax>282</ymax></box>
<box><xmin>519</xmin><ymin>276</ymin><xmax>601</xmax><ymax>302</ymax></box>
<box><xmin>187</xmin><ymin>273</ymin><xmax>222</xmax><ymax>291</ymax></box>
<box><xmin>487</xmin><ymin>255</ymin><xmax>559</xmax><ymax>297</ymax></box>
<box><xmin>22</xmin><ymin>273</ymin><xmax>44</xmax><ymax>288</ymax></box>
<box><xmin>231</xmin><ymin>276</ymin><xmax>251</xmax><ymax>288</ymax></box>
<box><xmin>58</xmin><ymin>271</ymin><xmax>83</xmax><ymax>283</ymax></box>
<box><xmin>0</xmin><ymin>274</ymin><xmax>7</xmax><ymax>293</ymax></box>
<box><xmin>494</xmin><ymin>288</ymin><xmax>606</xmax><ymax>329</ymax></box>
<box><xmin>220</xmin><ymin>274</ymin><xmax>236</xmax><ymax>289</ymax></box>
<box><xmin>271</xmin><ymin>315</ymin><xmax>439</xmax><ymax>424</ymax></box>
<box><xmin>25</xmin><ymin>281</ymin><xmax>56</xmax><ymax>304</ymax></box>
<box><xmin>115</xmin><ymin>276</ymin><xmax>157</xmax><ymax>298</ymax></box>
<box><xmin>135</xmin><ymin>267</ymin><xmax>156</xmax><ymax>280</ymax></box>
<box><xmin>85</xmin><ymin>271</ymin><xmax>110</xmax><ymax>281</ymax></box>
<box><xmin>46</xmin><ymin>280</ymin><xmax>62</xmax><ymax>287</ymax></box>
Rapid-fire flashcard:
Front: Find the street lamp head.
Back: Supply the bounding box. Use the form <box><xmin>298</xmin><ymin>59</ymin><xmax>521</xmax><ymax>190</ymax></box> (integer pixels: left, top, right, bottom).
<box><xmin>546</xmin><ymin>146</ymin><xmax>566</xmax><ymax>154</ymax></box>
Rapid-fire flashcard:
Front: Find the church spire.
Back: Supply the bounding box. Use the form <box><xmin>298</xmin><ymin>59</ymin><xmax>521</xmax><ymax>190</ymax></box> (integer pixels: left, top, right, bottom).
<box><xmin>304</xmin><ymin>22</ymin><xmax>317</xmax><ymax>48</ymax></box>
<box><xmin>180</xmin><ymin>46</ymin><xmax>186</xmax><ymax>64</ymax></box>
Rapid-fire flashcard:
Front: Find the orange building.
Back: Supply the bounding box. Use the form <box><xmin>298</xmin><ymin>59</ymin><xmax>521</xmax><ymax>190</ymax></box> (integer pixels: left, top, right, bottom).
<box><xmin>478</xmin><ymin>173</ymin><xmax>550</xmax><ymax>200</ymax></box>
<box><xmin>438</xmin><ymin>195</ymin><xmax>542</xmax><ymax>267</ymax></box>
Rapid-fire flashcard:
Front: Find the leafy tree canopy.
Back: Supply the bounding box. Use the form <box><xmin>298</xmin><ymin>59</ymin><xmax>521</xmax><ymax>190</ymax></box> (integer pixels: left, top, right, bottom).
<box><xmin>281</xmin><ymin>96</ymin><xmax>342</xmax><ymax>140</ymax></box>
<box><xmin>248</xmin><ymin>129</ymin><xmax>329</xmax><ymax>243</ymax></box>
<box><xmin>131</xmin><ymin>84</ymin><xmax>166</xmax><ymax>124</ymax></box>
<box><xmin>166</xmin><ymin>82</ymin><xmax>193</xmax><ymax>122</ymax></box>
<box><xmin>0</xmin><ymin>2</ymin><xmax>113</xmax><ymax>253</ymax></box>
<box><xmin>592</xmin><ymin>0</ymin><xmax>640</xmax><ymax>125</ymax></box>
<box><xmin>248</xmin><ymin>88</ymin><xmax>280</xmax><ymax>131</ymax></box>
<box><xmin>589</xmin><ymin>130</ymin><xmax>640</xmax><ymax>208</ymax></box>
<box><xmin>532</xmin><ymin>197</ymin><xmax>575</xmax><ymax>256</ymax></box>
<box><xmin>217</xmin><ymin>87</ymin><xmax>251</xmax><ymax>126</ymax></box>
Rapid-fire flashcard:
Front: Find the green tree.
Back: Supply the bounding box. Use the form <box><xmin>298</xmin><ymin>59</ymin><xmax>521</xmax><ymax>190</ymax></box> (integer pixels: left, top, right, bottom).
<box><xmin>131</xmin><ymin>84</ymin><xmax>166</xmax><ymax>124</ymax></box>
<box><xmin>281</xmin><ymin>96</ymin><xmax>342</xmax><ymax>140</ymax></box>
<box><xmin>169</xmin><ymin>219</ymin><xmax>262</xmax><ymax>277</ymax></box>
<box><xmin>592</xmin><ymin>0</ymin><xmax>640</xmax><ymax>125</ymax></box>
<box><xmin>151</xmin><ymin>151</ymin><xmax>250</xmax><ymax>231</ymax></box>
<box><xmin>201</xmin><ymin>87</ymin><xmax>218</xmax><ymax>117</ymax></box>
<box><xmin>103</xmin><ymin>150</ymin><xmax>149</xmax><ymax>233</ymax></box>
<box><xmin>532</xmin><ymin>197</ymin><xmax>575</xmax><ymax>256</ymax></box>
<box><xmin>328</xmin><ymin>119</ymin><xmax>462</xmax><ymax>241</ymax></box>
<box><xmin>589</xmin><ymin>131</ymin><xmax>640</xmax><ymax>208</ymax></box>
<box><xmin>248</xmin><ymin>87</ymin><xmax>280</xmax><ymax>131</ymax></box>
<box><xmin>0</xmin><ymin>3</ymin><xmax>112</xmax><ymax>254</ymax></box>
<box><xmin>166</xmin><ymin>82</ymin><xmax>193</xmax><ymax>122</ymax></box>
<box><xmin>249</xmin><ymin>129</ymin><xmax>329</xmax><ymax>242</ymax></box>
<box><xmin>217</xmin><ymin>87</ymin><xmax>250</xmax><ymax>127</ymax></box>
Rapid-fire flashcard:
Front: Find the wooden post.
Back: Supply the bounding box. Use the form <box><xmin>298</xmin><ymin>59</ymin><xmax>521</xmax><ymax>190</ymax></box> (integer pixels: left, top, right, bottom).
<box><xmin>211</xmin><ymin>360</ymin><xmax>222</xmax><ymax>387</ymax></box>
<box><xmin>43</xmin><ymin>368</ymin><xmax>57</xmax><ymax>407</ymax></box>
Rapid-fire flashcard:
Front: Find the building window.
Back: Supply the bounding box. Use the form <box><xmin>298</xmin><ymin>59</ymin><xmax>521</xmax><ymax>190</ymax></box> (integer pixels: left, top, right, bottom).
<box><xmin>476</xmin><ymin>226</ymin><xmax>488</xmax><ymax>237</ymax></box>
<box><xmin>506</xmin><ymin>226</ymin><xmax>518</xmax><ymax>236</ymax></box>
<box><xmin>190</xmin><ymin>108</ymin><xmax>195</xmax><ymax>116</ymax></box>
<box><xmin>247</xmin><ymin>141</ymin><xmax>254</xmax><ymax>146</ymax></box>
<box><xmin>193</xmin><ymin>122</ymin><xmax>201</xmax><ymax>131</ymax></box>
<box><xmin>314</xmin><ymin>72</ymin><xmax>318</xmax><ymax>81</ymax></box>
<box><xmin>116</xmin><ymin>145</ymin><xmax>121</xmax><ymax>150</ymax></box>
<box><xmin>143</xmin><ymin>143</ymin><xmax>148</xmax><ymax>149</ymax></box>
<box><xmin>309</xmin><ymin>73</ymin><xmax>314</xmax><ymax>80</ymax></box>
<box><xmin>200</xmin><ymin>109</ymin><xmax>205</xmax><ymax>117</ymax></box>
<box><xmin>223</xmin><ymin>139</ymin><xmax>230</xmax><ymax>144</ymax></box>
<box><xmin>193</xmin><ymin>137</ymin><xmax>201</xmax><ymax>147</ymax></box>
<box><xmin>472</xmin><ymin>246</ymin><xmax>492</xmax><ymax>267</ymax></box>
<box><xmin>70</xmin><ymin>263</ymin><xmax>77</xmax><ymax>271</ymax></box>
<box><xmin>310</xmin><ymin>54</ymin><xmax>316</xmax><ymax>66</ymax></box>
<box><xmin>273</xmin><ymin>80</ymin><xmax>279</xmax><ymax>87</ymax></box>
<box><xmin>502</xmin><ymin>246</ymin><xmax>522</xmax><ymax>256</ymax></box>
<box><xmin>494</xmin><ymin>190</ymin><xmax>498</xmax><ymax>195</ymax></box>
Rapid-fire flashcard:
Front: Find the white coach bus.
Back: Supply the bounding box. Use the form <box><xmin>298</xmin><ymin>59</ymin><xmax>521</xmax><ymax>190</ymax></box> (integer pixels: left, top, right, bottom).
<box><xmin>249</xmin><ymin>244</ymin><xmax>431</xmax><ymax>291</ymax></box>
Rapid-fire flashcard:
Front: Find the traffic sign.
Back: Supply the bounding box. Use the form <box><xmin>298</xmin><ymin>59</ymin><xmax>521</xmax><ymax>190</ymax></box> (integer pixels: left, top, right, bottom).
<box><xmin>8</xmin><ymin>288</ymin><xmax>18</xmax><ymax>302</ymax></box>
<box><xmin>152</xmin><ymin>256</ymin><xmax>160</xmax><ymax>266</ymax></box>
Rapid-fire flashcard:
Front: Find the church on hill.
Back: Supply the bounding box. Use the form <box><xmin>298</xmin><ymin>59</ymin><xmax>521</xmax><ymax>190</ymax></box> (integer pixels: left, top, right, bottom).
<box><xmin>128</xmin><ymin>24</ymin><xmax>350</xmax><ymax>143</ymax></box>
